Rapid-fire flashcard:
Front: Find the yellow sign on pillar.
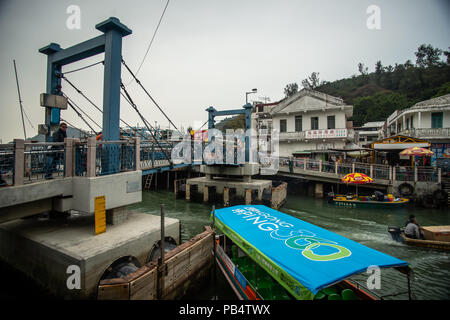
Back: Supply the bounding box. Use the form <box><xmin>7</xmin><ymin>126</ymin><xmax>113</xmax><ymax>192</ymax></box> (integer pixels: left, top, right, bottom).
<box><xmin>95</xmin><ymin>196</ymin><xmax>106</xmax><ymax>235</ymax></box>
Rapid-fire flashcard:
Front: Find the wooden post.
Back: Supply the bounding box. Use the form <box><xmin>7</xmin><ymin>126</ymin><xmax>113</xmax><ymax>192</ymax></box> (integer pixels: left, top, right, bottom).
<box><xmin>86</xmin><ymin>136</ymin><xmax>96</xmax><ymax>177</ymax></box>
<box><xmin>335</xmin><ymin>162</ymin><xmax>338</xmax><ymax>176</ymax></box>
<box><xmin>203</xmin><ymin>185</ymin><xmax>209</xmax><ymax>202</ymax></box>
<box><xmin>13</xmin><ymin>139</ymin><xmax>24</xmax><ymax>186</ymax></box>
<box><xmin>245</xmin><ymin>189</ymin><xmax>252</xmax><ymax>205</ymax></box>
<box><xmin>352</xmin><ymin>163</ymin><xmax>355</xmax><ymax>173</ymax></box>
<box><xmin>414</xmin><ymin>166</ymin><xmax>418</xmax><ymax>183</ymax></box>
<box><xmin>393</xmin><ymin>166</ymin><xmax>396</xmax><ymax>182</ymax></box>
<box><xmin>389</xmin><ymin>166</ymin><xmax>392</xmax><ymax>181</ymax></box>
<box><xmin>157</xmin><ymin>204</ymin><xmax>165</xmax><ymax>300</ymax></box>
<box><xmin>370</xmin><ymin>165</ymin><xmax>373</xmax><ymax>179</ymax></box>
<box><xmin>224</xmin><ymin>187</ymin><xmax>230</xmax><ymax>206</ymax></box>
<box><xmin>186</xmin><ymin>184</ymin><xmax>191</xmax><ymax>201</ymax></box>
<box><xmin>319</xmin><ymin>160</ymin><xmax>323</xmax><ymax>172</ymax></box>
<box><xmin>160</xmin><ymin>204</ymin><xmax>165</xmax><ymax>266</ymax></box>
<box><xmin>438</xmin><ymin>168</ymin><xmax>441</xmax><ymax>184</ymax></box>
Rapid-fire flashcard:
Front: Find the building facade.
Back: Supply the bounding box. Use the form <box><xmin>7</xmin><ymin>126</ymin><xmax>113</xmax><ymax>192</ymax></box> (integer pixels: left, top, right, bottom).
<box><xmin>261</xmin><ymin>89</ymin><xmax>354</xmax><ymax>158</ymax></box>
<box><xmin>386</xmin><ymin>94</ymin><xmax>450</xmax><ymax>171</ymax></box>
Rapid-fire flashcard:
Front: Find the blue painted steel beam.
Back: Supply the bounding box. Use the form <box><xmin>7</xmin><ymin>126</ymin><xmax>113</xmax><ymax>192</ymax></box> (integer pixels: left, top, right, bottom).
<box><xmin>39</xmin><ymin>17</ymin><xmax>131</xmax><ymax>173</ymax></box>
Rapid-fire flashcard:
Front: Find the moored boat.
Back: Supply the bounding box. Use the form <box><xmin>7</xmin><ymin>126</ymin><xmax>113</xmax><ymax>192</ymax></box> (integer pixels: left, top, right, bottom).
<box><xmin>212</xmin><ymin>205</ymin><xmax>412</xmax><ymax>300</ymax></box>
<box><xmin>330</xmin><ymin>194</ymin><xmax>409</xmax><ymax>209</ymax></box>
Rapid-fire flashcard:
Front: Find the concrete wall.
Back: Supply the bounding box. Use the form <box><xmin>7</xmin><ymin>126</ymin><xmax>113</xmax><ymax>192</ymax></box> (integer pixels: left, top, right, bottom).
<box><xmin>0</xmin><ymin>212</ymin><xmax>180</xmax><ymax>299</ymax></box>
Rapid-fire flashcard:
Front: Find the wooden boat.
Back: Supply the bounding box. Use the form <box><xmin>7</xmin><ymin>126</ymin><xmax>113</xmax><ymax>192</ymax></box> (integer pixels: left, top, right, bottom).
<box><xmin>330</xmin><ymin>194</ymin><xmax>409</xmax><ymax>209</ymax></box>
<box><xmin>401</xmin><ymin>234</ymin><xmax>450</xmax><ymax>251</ymax></box>
<box><xmin>212</xmin><ymin>205</ymin><xmax>412</xmax><ymax>300</ymax></box>
<box><xmin>389</xmin><ymin>225</ymin><xmax>450</xmax><ymax>251</ymax></box>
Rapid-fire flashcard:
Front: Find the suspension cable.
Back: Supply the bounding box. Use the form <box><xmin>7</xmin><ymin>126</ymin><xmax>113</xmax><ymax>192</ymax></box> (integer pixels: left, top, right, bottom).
<box><xmin>62</xmin><ymin>75</ymin><xmax>147</xmax><ymax>139</ymax></box>
<box><xmin>120</xmin><ymin>81</ymin><xmax>172</xmax><ymax>165</ymax></box>
<box><xmin>62</xmin><ymin>92</ymin><xmax>102</xmax><ymax>130</ymax></box>
<box><xmin>65</xmin><ymin>98</ymin><xmax>99</xmax><ymax>134</ymax></box>
<box><xmin>121</xmin><ymin>58</ymin><xmax>182</xmax><ymax>135</ymax></box>
<box><xmin>62</xmin><ymin>60</ymin><xmax>104</xmax><ymax>75</ymax></box>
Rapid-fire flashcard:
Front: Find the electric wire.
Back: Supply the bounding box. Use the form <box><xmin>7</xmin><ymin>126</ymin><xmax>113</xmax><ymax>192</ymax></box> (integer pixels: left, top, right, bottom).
<box><xmin>125</xmin><ymin>0</ymin><xmax>170</xmax><ymax>85</ymax></box>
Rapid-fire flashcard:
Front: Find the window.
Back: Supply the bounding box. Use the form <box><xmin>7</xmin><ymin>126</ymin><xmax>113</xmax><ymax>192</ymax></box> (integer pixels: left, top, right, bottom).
<box><xmin>431</xmin><ymin>112</ymin><xmax>443</xmax><ymax>129</ymax></box>
<box><xmin>295</xmin><ymin>116</ymin><xmax>302</xmax><ymax>132</ymax></box>
<box><xmin>280</xmin><ymin>119</ymin><xmax>287</xmax><ymax>133</ymax></box>
<box><xmin>258</xmin><ymin>105</ymin><xmax>264</xmax><ymax>113</ymax></box>
<box><xmin>311</xmin><ymin>117</ymin><xmax>319</xmax><ymax>130</ymax></box>
<box><xmin>327</xmin><ymin>115</ymin><xmax>335</xmax><ymax>129</ymax></box>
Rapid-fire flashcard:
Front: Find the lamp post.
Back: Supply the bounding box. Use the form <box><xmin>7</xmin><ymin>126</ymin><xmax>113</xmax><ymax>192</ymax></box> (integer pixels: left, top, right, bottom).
<box><xmin>245</xmin><ymin>88</ymin><xmax>257</xmax><ymax>104</ymax></box>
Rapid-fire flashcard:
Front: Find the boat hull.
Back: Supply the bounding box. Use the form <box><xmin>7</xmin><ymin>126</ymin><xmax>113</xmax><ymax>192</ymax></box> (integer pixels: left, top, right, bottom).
<box><xmin>331</xmin><ymin>197</ymin><xmax>409</xmax><ymax>209</ymax></box>
<box><xmin>401</xmin><ymin>234</ymin><xmax>450</xmax><ymax>251</ymax></box>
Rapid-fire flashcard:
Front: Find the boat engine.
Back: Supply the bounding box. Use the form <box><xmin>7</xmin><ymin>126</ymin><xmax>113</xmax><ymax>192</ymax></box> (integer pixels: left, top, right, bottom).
<box><xmin>388</xmin><ymin>226</ymin><xmax>404</xmax><ymax>243</ymax></box>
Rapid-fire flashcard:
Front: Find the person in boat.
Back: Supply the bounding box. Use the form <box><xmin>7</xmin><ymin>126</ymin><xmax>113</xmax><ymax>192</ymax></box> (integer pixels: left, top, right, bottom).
<box><xmin>404</xmin><ymin>215</ymin><xmax>424</xmax><ymax>239</ymax></box>
<box><xmin>373</xmin><ymin>190</ymin><xmax>384</xmax><ymax>201</ymax></box>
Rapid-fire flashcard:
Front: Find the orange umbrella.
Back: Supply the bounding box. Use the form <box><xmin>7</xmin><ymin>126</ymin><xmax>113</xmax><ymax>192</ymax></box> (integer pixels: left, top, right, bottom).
<box><xmin>399</xmin><ymin>147</ymin><xmax>433</xmax><ymax>156</ymax></box>
<box><xmin>341</xmin><ymin>172</ymin><xmax>373</xmax><ymax>197</ymax></box>
<box><xmin>341</xmin><ymin>172</ymin><xmax>374</xmax><ymax>184</ymax></box>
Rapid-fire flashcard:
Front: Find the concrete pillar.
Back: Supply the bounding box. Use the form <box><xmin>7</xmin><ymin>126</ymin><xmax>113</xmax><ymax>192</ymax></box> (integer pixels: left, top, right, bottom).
<box><xmin>315</xmin><ymin>183</ymin><xmax>323</xmax><ymax>199</ymax></box>
<box><xmin>352</xmin><ymin>163</ymin><xmax>355</xmax><ymax>173</ymax></box>
<box><xmin>106</xmin><ymin>206</ymin><xmax>129</xmax><ymax>225</ymax></box>
<box><xmin>223</xmin><ymin>187</ymin><xmax>229</xmax><ymax>206</ymax></box>
<box><xmin>245</xmin><ymin>189</ymin><xmax>252</xmax><ymax>205</ymax></box>
<box><xmin>335</xmin><ymin>162</ymin><xmax>338</xmax><ymax>175</ymax></box>
<box><xmin>203</xmin><ymin>185</ymin><xmax>209</xmax><ymax>202</ymax></box>
<box><xmin>135</xmin><ymin>137</ymin><xmax>140</xmax><ymax>171</ymax></box>
<box><xmin>370</xmin><ymin>165</ymin><xmax>373</xmax><ymax>179</ymax></box>
<box><xmin>414</xmin><ymin>167</ymin><xmax>418</xmax><ymax>183</ymax></box>
<box><xmin>186</xmin><ymin>184</ymin><xmax>191</xmax><ymax>201</ymax></box>
<box><xmin>13</xmin><ymin>139</ymin><xmax>24</xmax><ymax>186</ymax></box>
<box><xmin>243</xmin><ymin>175</ymin><xmax>252</xmax><ymax>183</ymax></box>
<box><xmin>389</xmin><ymin>166</ymin><xmax>392</xmax><ymax>181</ymax></box>
<box><xmin>86</xmin><ymin>137</ymin><xmax>96</xmax><ymax>177</ymax></box>
<box><xmin>392</xmin><ymin>166</ymin><xmax>396</xmax><ymax>182</ymax></box>
<box><xmin>64</xmin><ymin>138</ymin><xmax>74</xmax><ymax>177</ymax></box>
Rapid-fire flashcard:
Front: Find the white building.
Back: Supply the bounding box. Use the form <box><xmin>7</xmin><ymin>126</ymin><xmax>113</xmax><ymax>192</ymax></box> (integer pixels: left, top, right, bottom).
<box><xmin>355</xmin><ymin>121</ymin><xmax>385</xmax><ymax>146</ymax></box>
<box><xmin>263</xmin><ymin>89</ymin><xmax>354</xmax><ymax>159</ymax></box>
<box><xmin>386</xmin><ymin>93</ymin><xmax>450</xmax><ymax>169</ymax></box>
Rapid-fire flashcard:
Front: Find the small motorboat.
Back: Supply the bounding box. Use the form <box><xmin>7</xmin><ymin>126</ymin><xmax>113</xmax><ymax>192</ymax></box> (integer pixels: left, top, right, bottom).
<box><xmin>388</xmin><ymin>226</ymin><xmax>450</xmax><ymax>251</ymax></box>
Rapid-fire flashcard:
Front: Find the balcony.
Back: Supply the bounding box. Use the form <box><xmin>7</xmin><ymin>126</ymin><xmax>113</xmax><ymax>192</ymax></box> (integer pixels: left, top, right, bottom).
<box><xmin>397</xmin><ymin>128</ymin><xmax>450</xmax><ymax>140</ymax></box>
<box><xmin>279</xmin><ymin>129</ymin><xmax>354</xmax><ymax>142</ymax></box>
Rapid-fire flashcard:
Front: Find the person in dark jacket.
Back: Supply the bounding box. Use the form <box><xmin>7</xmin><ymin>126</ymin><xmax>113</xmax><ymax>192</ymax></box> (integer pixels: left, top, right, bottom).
<box><xmin>404</xmin><ymin>215</ymin><xmax>424</xmax><ymax>239</ymax></box>
<box><xmin>45</xmin><ymin>123</ymin><xmax>67</xmax><ymax>179</ymax></box>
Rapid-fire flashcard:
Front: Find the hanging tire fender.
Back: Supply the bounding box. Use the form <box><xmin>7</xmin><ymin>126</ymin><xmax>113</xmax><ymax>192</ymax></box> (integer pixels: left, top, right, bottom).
<box><xmin>433</xmin><ymin>189</ymin><xmax>448</xmax><ymax>202</ymax></box>
<box><xmin>398</xmin><ymin>182</ymin><xmax>414</xmax><ymax>197</ymax></box>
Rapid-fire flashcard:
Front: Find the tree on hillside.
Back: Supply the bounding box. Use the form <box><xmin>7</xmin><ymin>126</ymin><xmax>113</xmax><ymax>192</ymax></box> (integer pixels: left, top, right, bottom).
<box><xmin>415</xmin><ymin>44</ymin><xmax>443</xmax><ymax>68</ymax></box>
<box><xmin>358</xmin><ymin>62</ymin><xmax>369</xmax><ymax>76</ymax></box>
<box><xmin>284</xmin><ymin>83</ymin><xmax>299</xmax><ymax>97</ymax></box>
<box><xmin>444</xmin><ymin>47</ymin><xmax>450</xmax><ymax>65</ymax></box>
<box><xmin>302</xmin><ymin>72</ymin><xmax>324</xmax><ymax>89</ymax></box>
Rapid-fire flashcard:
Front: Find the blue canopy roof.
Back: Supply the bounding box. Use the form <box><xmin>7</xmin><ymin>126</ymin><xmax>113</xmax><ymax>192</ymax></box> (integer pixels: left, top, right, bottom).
<box><xmin>213</xmin><ymin>205</ymin><xmax>408</xmax><ymax>295</ymax></box>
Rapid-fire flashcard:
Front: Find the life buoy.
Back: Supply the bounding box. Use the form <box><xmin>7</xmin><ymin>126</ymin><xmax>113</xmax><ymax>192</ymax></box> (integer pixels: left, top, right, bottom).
<box><xmin>398</xmin><ymin>183</ymin><xmax>414</xmax><ymax>197</ymax></box>
<box><xmin>433</xmin><ymin>189</ymin><xmax>448</xmax><ymax>202</ymax></box>
<box><xmin>422</xmin><ymin>194</ymin><xmax>436</xmax><ymax>208</ymax></box>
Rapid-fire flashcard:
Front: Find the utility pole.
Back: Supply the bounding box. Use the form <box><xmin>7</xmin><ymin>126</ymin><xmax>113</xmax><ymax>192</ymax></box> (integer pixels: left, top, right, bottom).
<box><xmin>13</xmin><ymin>59</ymin><xmax>27</xmax><ymax>140</ymax></box>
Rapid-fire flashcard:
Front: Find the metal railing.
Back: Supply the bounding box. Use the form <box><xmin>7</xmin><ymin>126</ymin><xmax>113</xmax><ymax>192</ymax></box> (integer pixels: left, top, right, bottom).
<box><xmin>24</xmin><ymin>142</ymin><xmax>65</xmax><ymax>183</ymax></box>
<box><xmin>0</xmin><ymin>144</ymin><xmax>14</xmax><ymax>186</ymax></box>
<box><xmin>279</xmin><ymin>157</ymin><xmax>440</xmax><ymax>184</ymax></box>
<box><xmin>95</xmin><ymin>140</ymin><xmax>137</xmax><ymax>176</ymax></box>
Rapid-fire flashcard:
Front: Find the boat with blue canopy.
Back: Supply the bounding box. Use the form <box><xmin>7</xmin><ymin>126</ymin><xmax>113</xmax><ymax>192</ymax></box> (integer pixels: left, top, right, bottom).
<box><xmin>212</xmin><ymin>205</ymin><xmax>412</xmax><ymax>300</ymax></box>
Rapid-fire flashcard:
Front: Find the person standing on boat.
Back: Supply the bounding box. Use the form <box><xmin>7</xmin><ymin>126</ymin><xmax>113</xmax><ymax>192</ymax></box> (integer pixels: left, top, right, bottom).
<box><xmin>404</xmin><ymin>215</ymin><xmax>424</xmax><ymax>239</ymax></box>
<box><xmin>45</xmin><ymin>123</ymin><xmax>67</xmax><ymax>179</ymax></box>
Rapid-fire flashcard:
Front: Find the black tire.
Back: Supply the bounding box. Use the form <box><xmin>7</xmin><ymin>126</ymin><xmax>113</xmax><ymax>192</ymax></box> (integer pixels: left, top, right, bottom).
<box><xmin>433</xmin><ymin>189</ymin><xmax>448</xmax><ymax>202</ymax></box>
<box><xmin>398</xmin><ymin>183</ymin><xmax>414</xmax><ymax>197</ymax></box>
<box><xmin>422</xmin><ymin>194</ymin><xmax>437</xmax><ymax>208</ymax></box>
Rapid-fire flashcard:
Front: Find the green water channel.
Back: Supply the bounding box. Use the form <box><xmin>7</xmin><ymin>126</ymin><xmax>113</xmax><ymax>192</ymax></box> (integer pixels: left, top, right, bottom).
<box><xmin>130</xmin><ymin>190</ymin><xmax>450</xmax><ymax>300</ymax></box>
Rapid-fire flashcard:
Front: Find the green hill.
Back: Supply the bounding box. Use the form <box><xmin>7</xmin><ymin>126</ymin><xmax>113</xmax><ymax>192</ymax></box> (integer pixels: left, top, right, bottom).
<box><xmin>306</xmin><ymin>44</ymin><xmax>450</xmax><ymax>126</ymax></box>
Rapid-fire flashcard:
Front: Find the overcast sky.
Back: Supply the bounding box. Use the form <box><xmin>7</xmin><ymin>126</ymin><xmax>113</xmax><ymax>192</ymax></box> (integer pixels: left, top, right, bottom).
<box><xmin>0</xmin><ymin>0</ymin><xmax>449</xmax><ymax>142</ymax></box>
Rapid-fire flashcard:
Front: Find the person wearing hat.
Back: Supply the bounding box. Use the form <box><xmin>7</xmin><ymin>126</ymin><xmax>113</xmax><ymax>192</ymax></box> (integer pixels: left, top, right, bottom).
<box><xmin>404</xmin><ymin>215</ymin><xmax>424</xmax><ymax>239</ymax></box>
